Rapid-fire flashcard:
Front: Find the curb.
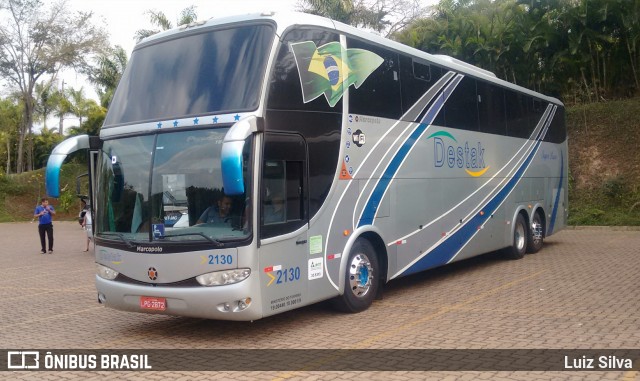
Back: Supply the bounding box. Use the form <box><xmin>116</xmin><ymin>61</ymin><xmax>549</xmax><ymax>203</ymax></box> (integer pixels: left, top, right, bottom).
<box><xmin>565</xmin><ymin>225</ymin><xmax>640</xmax><ymax>231</ymax></box>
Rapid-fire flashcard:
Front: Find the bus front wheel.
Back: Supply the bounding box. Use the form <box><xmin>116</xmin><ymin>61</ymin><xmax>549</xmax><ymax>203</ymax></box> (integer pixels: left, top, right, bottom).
<box><xmin>505</xmin><ymin>214</ymin><xmax>527</xmax><ymax>260</ymax></box>
<box><xmin>333</xmin><ymin>239</ymin><xmax>379</xmax><ymax>313</ymax></box>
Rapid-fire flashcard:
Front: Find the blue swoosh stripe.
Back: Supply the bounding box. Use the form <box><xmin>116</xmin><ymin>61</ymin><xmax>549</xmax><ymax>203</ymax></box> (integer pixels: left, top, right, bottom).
<box><xmin>358</xmin><ymin>77</ymin><xmax>460</xmax><ymax>227</ymax></box>
<box><xmin>401</xmin><ymin>138</ymin><xmax>543</xmax><ymax>276</ymax></box>
<box><xmin>547</xmin><ymin>152</ymin><xmax>563</xmax><ymax>235</ymax></box>
<box><xmin>358</xmin><ymin>99</ymin><xmax>443</xmax><ymax>227</ymax></box>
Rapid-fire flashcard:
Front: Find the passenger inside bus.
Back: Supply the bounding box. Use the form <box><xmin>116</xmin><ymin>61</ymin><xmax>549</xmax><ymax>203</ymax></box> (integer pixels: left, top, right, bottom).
<box><xmin>264</xmin><ymin>192</ymin><xmax>285</xmax><ymax>224</ymax></box>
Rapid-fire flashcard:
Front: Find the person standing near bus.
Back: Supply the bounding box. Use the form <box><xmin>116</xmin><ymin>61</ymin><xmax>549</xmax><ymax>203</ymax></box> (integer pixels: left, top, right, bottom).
<box><xmin>80</xmin><ymin>199</ymin><xmax>93</xmax><ymax>252</ymax></box>
<box><xmin>34</xmin><ymin>197</ymin><xmax>56</xmax><ymax>254</ymax></box>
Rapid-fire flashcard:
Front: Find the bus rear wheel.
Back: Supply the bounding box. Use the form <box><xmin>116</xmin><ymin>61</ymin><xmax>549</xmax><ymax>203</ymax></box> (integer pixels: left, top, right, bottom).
<box><xmin>333</xmin><ymin>239</ymin><xmax>379</xmax><ymax>313</ymax></box>
<box><xmin>527</xmin><ymin>211</ymin><xmax>544</xmax><ymax>254</ymax></box>
<box><xmin>505</xmin><ymin>214</ymin><xmax>527</xmax><ymax>260</ymax></box>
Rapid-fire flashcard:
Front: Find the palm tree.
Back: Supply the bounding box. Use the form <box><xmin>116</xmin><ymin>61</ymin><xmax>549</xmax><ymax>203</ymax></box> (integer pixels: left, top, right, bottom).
<box><xmin>0</xmin><ymin>97</ymin><xmax>22</xmax><ymax>174</ymax></box>
<box><xmin>34</xmin><ymin>82</ymin><xmax>58</xmax><ymax>131</ymax></box>
<box><xmin>67</xmin><ymin>101</ymin><xmax>106</xmax><ymax>137</ymax></box>
<box><xmin>88</xmin><ymin>45</ymin><xmax>128</xmax><ymax>108</ymax></box>
<box><xmin>67</xmin><ymin>87</ymin><xmax>91</xmax><ymax>128</ymax></box>
<box><xmin>134</xmin><ymin>6</ymin><xmax>198</xmax><ymax>42</ymax></box>
<box><xmin>53</xmin><ymin>89</ymin><xmax>72</xmax><ymax>135</ymax></box>
<box><xmin>298</xmin><ymin>0</ymin><xmax>425</xmax><ymax>36</ymax></box>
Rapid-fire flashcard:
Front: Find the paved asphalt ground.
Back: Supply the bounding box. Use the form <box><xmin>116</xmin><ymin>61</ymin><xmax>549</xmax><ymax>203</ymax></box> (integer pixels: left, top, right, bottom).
<box><xmin>0</xmin><ymin>221</ymin><xmax>638</xmax><ymax>380</ymax></box>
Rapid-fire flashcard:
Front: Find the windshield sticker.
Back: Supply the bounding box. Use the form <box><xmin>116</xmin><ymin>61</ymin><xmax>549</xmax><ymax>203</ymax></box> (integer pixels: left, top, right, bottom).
<box><xmin>308</xmin><ymin>258</ymin><xmax>323</xmax><ymax>280</ymax></box>
<box><xmin>352</xmin><ymin>129</ymin><xmax>366</xmax><ymax>147</ymax></box>
<box><xmin>152</xmin><ymin>223</ymin><xmax>165</xmax><ymax>238</ymax></box>
<box><xmin>309</xmin><ymin>235</ymin><xmax>323</xmax><ymax>255</ymax></box>
<box><xmin>290</xmin><ymin>41</ymin><xmax>383</xmax><ymax>107</ymax></box>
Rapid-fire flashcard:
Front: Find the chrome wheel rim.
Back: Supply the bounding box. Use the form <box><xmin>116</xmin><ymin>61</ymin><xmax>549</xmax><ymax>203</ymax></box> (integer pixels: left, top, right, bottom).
<box><xmin>515</xmin><ymin>223</ymin><xmax>525</xmax><ymax>251</ymax></box>
<box><xmin>348</xmin><ymin>253</ymin><xmax>373</xmax><ymax>298</ymax></box>
<box><xmin>532</xmin><ymin>218</ymin><xmax>543</xmax><ymax>245</ymax></box>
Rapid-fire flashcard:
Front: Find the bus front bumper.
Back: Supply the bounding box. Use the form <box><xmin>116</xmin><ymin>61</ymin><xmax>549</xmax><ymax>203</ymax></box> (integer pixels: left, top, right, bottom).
<box><xmin>95</xmin><ymin>274</ymin><xmax>263</xmax><ymax>321</ymax></box>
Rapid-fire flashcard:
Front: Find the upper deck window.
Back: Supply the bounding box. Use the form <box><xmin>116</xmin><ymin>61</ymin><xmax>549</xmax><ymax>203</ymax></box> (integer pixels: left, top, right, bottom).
<box><xmin>104</xmin><ymin>24</ymin><xmax>275</xmax><ymax>127</ymax></box>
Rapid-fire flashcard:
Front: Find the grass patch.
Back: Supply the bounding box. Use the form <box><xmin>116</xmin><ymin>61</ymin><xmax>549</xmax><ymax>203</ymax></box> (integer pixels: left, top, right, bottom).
<box><xmin>0</xmin><ymin>164</ymin><xmax>87</xmax><ymax>223</ymax></box>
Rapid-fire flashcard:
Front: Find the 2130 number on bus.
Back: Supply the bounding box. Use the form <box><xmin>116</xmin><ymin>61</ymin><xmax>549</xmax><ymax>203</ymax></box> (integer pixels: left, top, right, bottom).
<box><xmin>265</xmin><ymin>266</ymin><xmax>301</xmax><ymax>287</ymax></box>
<box><xmin>276</xmin><ymin>267</ymin><xmax>300</xmax><ymax>284</ymax></box>
<box><xmin>208</xmin><ymin>254</ymin><xmax>232</xmax><ymax>265</ymax></box>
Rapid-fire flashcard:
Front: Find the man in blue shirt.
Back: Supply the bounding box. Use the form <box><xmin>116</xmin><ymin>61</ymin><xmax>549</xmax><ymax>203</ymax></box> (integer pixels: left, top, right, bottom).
<box><xmin>34</xmin><ymin>197</ymin><xmax>56</xmax><ymax>254</ymax></box>
<box><xmin>197</xmin><ymin>195</ymin><xmax>233</xmax><ymax>225</ymax></box>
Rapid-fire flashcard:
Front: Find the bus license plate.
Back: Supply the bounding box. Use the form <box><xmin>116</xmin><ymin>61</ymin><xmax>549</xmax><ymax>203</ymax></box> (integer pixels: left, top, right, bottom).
<box><xmin>140</xmin><ymin>296</ymin><xmax>166</xmax><ymax>311</ymax></box>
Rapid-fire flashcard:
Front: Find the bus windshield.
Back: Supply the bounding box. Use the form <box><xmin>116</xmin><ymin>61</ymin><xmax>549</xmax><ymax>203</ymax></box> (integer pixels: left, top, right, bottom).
<box><xmin>104</xmin><ymin>23</ymin><xmax>275</xmax><ymax>126</ymax></box>
<box><xmin>95</xmin><ymin>128</ymin><xmax>252</xmax><ymax>245</ymax></box>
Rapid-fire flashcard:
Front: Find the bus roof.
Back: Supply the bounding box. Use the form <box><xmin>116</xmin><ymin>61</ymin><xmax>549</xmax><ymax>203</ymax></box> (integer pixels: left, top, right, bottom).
<box><xmin>137</xmin><ymin>11</ymin><xmax>563</xmax><ymax>107</ymax></box>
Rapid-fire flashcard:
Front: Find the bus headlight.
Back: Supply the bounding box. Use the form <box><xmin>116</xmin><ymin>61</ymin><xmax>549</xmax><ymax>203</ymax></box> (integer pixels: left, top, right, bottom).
<box><xmin>96</xmin><ymin>263</ymin><xmax>119</xmax><ymax>280</ymax></box>
<box><xmin>196</xmin><ymin>269</ymin><xmax>251</xmax><ymax>286</ymax></box>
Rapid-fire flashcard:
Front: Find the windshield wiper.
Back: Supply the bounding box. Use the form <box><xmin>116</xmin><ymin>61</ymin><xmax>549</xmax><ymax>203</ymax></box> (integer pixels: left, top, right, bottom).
<box><xmin>162</xmin><ymin>232</ymin><xmax>223</xmax><ymax>247</ymax></box>
<box><xmin>98</xmin><ymin>232</ymin><xmax>136</xmax><ymax>248</ymax></box>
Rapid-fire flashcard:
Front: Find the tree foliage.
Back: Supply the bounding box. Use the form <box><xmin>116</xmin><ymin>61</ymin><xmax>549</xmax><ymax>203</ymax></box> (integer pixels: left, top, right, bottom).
<box><xmin>0</xmin><ymin>97</ymin><xmax>21</xmax><ymax>174</ymax></box>
<box><xmin>0</xmin><ymin>0</ymin><xmax>108</xmax><ymax>173</ymax></box>
<box><xmin>298</xmin><ymin>0</ymin><xmax>427</xmax><ymax>37</ymax></box>
<box><xmin>87</xmin><ymin>45</ymin><xmax>128</xmax><ymax>108</ymax></box>
<box><xmin>394</xmin><ymin>0</ymin><xmax>640</xmax><ymax>102</ymax></box>
<box><xmin>134</xmin><ymin>6</ymin><xmax>198</xmax><ymax>42</ymax></box>
<box><xmin>67</xmin><ymin>100</ymin><xmax>105</xmax><ymax>137</ymax></box>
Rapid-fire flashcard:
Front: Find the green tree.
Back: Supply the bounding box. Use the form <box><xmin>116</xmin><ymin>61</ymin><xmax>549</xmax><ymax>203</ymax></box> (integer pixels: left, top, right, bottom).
<box><xmin>619</xmin><ymin>0</ymin><xmax>640</xmax><ymax>91</ymax></box>
<box><xmin>0</xmin><ymin>0</ymin><xmax>108</xmax><ymax>173</ymax></box>
<box><xmin>0</xmin><ymin>97</ymin><xmax>22</xmax><ymax>174</ymax></box>
<box><xmin>395</xmin><ymin>0</ymin><xmax>640</xmax><ymax>101</ymax></box>
<box><xmin>67</xmin><ymin>101</ymin><xmax>105</xmax><ymax>137</ymax></box>
<box><xmin>134</xmin><ymin>6</ymin><xmax>198</xmax><ymax>42</ymax></box>
<box><xmin>87</xmin><ymin>45</ymin><xmax>128</xmax><ymax>108</ymax></box>
<box><xmin>52</xmin><ymin>87</ymin><xmax>72</xmax><ymax>135</ymax></box>
<box><xmin>33</xmin><ymin>81</ymin><xmax>57</xmax><ymax>130</ymax></box>
<box><xmin>66</xmin><ymin>87</ymin><xmax>91</xmax><ymax>128</ymax></box>
<box><xmin>298</xmin><ymin>0</ymin><xmax>426</xmax><ymax>37</ymax></box>
<box><xmin>32</xmin><ymin>125</ymin><xmax>63</xmax><ymax>169</ymax></box>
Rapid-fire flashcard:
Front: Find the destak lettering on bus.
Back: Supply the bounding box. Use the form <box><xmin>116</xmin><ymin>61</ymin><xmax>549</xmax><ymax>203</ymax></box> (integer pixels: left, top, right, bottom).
<box><xmin>429</xmin><ymin>131</ymin><xmax>489</xmax><ymax>177</ymax></box>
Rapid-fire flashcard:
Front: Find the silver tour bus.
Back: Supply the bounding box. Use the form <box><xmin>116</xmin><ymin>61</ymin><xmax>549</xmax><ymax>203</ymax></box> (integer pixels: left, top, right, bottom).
<box><xmin>46</xmin><ymin>11</ymin><xmax>567</xmax><ymax>320</ymax></box>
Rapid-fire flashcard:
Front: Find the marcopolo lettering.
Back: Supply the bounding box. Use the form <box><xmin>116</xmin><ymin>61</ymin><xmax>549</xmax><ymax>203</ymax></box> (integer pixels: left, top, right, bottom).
<box><xmin>137</xmin><ymin>246</ymin><xmax>163</xmax><ymax>253</ymax></box>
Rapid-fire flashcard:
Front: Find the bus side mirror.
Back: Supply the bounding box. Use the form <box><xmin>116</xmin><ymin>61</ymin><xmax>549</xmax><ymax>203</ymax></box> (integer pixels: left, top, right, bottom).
<box><xmin>221</xmin><ymin>141</ymin><xmax>245</xmax><ymax>195</ymax></box>
<box><xmin>221</xmin><ymin>116</ymin><xmax>260</xmax><ymax>196</ymax></box>
<box><xmin>46</xmin><ymin>135</ymin><xmax>90</xmax><ymax>198</ymax></box>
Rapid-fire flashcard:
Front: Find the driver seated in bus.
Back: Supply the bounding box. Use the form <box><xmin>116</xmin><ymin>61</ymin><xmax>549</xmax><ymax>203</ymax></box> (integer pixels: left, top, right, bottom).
<box><xmin>197</xmin><ymin>195</ymin><xmax>233</xmax><ymax>225</ymax></box>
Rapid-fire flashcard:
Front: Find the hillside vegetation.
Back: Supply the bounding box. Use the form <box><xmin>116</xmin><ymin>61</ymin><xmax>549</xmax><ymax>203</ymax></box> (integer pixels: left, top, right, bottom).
<box><xmin>0</xmin><ymin>163</ymin><xmax>87</xmax><ymax>223</ymax></box>
<box><xmin>1</xmin><ymin>97</ymin><xmax>639</xmax><ymax>225</ymax></box>
<box><xmin>567</xmin><ymin>98</ymin><xmax>640</xmax><ymax>225</ymax></box>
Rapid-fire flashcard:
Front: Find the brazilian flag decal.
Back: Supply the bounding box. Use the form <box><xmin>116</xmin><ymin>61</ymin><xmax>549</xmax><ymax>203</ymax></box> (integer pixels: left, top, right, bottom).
<box><xmin>290</xmin><ymin>41</ymin><xmax>384</xmax><ymax>107</ymax></box>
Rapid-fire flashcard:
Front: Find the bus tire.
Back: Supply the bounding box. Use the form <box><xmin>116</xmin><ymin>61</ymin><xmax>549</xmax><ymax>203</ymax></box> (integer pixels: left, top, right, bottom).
<box><xmin>526</xmin><ymin>211</ymin><xmax>544</xmax><ymax>254</ymax></box>
<box><xmin>333</xmin><ymin>239</ymin><xmax>379</xmax><ymax>313</ymax></box>
<box><xmin>505</xmin><ymin>214</ymin><xmax>527</xmax><ymax>260</ymax></box>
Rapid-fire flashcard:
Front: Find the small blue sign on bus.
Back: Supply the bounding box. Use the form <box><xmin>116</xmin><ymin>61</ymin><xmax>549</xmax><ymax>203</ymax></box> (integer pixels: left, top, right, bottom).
<box><xmin>152</xmin><ymin>224</ymin><xmax>165</xmax><ymax>238</ymax></box>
